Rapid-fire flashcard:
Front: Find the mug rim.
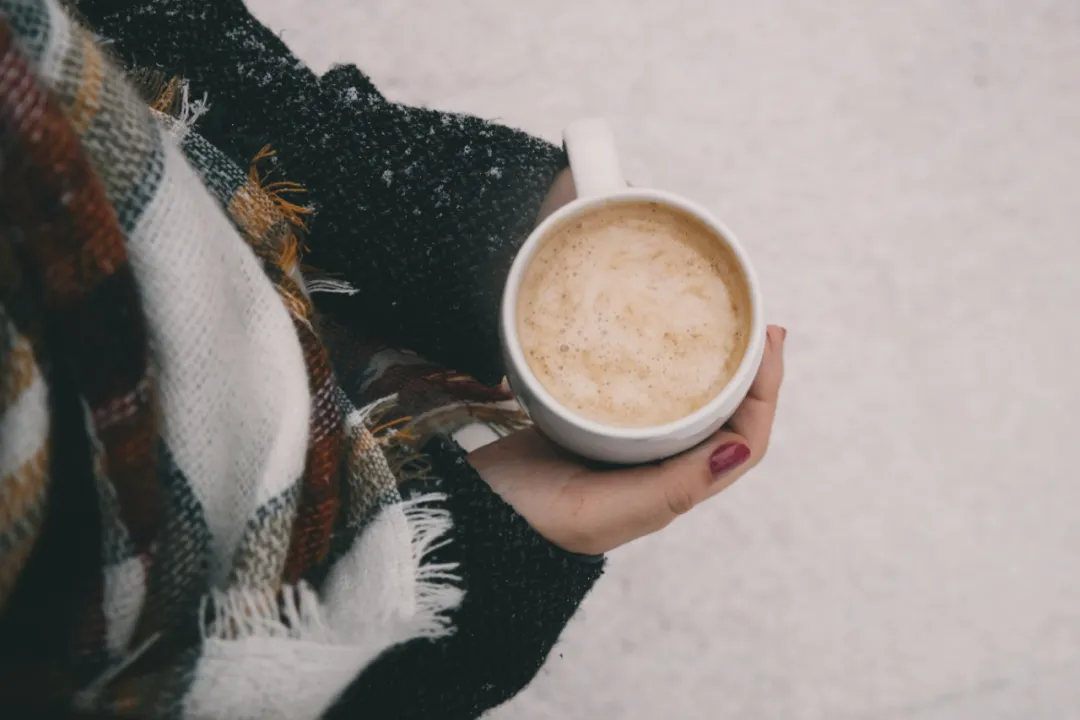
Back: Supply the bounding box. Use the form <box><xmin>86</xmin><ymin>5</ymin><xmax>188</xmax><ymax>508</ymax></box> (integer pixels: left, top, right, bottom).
<box><xmin>501</xmin><ymin>187</ymin><xmax>767</xmax><ymax>441</ymax></box>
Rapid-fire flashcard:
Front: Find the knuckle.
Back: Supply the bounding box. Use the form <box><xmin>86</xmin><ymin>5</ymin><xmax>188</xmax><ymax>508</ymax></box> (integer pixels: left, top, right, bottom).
<box><xmin>663</xmin><ymin>475</ymin><xmax>698</xmax><ymax>518</ymax></box>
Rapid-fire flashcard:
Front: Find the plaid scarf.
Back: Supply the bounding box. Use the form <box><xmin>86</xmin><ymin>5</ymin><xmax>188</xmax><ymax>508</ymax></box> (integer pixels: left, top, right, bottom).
<box><xmin>0</xmin><ymin>2</ymin><xmax>527</xmax><ymax>717</ymax></box>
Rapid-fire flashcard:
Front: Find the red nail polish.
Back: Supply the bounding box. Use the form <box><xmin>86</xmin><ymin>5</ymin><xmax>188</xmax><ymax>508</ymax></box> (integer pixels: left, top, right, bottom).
<box><xmin>709</xmin><ymin>442</ymin><xmax>750</xmax><ymax>478</ymax></box>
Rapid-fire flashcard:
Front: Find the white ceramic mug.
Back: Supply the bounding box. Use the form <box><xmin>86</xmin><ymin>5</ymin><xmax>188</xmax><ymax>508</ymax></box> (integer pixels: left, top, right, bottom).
<box><xmin>499</xmin><ymin>118</ymin><xmax>766</xmax><ymax>464</ymax></box>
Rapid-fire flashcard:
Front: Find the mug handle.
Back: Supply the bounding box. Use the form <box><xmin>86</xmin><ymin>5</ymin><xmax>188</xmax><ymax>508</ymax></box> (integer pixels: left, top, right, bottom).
<box><xmin>563</xmin><ymin>118</ymin><xmax>625</xmax><ymax>198</ymax></box>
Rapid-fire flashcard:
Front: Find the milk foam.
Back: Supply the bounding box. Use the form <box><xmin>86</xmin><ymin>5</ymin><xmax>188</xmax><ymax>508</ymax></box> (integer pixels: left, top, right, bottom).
<box><xmin>517</xmin><ymin>201</ymin><xmax>751</xmax><ymax>428</ymax></box>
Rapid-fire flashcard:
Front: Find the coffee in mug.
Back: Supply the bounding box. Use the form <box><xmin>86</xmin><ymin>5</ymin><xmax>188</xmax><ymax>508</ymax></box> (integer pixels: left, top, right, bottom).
<box><xmin>516</xmin><ymin>200</ymin><xmax>751</xmax><ymax>428</ymax></box>
<box><xmin>500</xmin><ymin>118</ymin><xmax>765</xmax><ymax>464</ymax></box>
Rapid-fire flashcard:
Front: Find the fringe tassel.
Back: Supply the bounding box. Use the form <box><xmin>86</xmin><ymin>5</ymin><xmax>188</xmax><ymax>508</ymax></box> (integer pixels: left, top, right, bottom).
<box><xmin>247</xmin><ymin>145</ymin><xmax>313</xmax><ymax>231</ymax></box>
<box><xmin>199</xmin><ymin>583</ymin><xmax>331</xmax><ymax>644</ymax></box>
<box><xmin>399</xmin><ymin>494</ymin><xmax>464</xmax><ymax>638</ymax></box>
<box><xmin>241</xmin><ymin>145</ymin><xmax>313</xmax><ymax>291</ymax></box>
<box><xmin>398</xmin><ymin>401</ymin><xmax>531</xmax><ymax>450</ymax></box>
<box><xmin>344</xmin><ymin>393</ymin><xmax>400</xmax><ymax>436</ymax></box>
<box><xmin>388</xmin><ymin>450</ymin><xmax>435</xmax><ymax>485</ymax></box>
<box><xmin>144</xmin><ymin>75</ymin><xmax>209</xmax><ymax>142</ymax></box>
<box><xmin>196</xmin><ymin>495</ymin><xmax>461</xmax><ymax>645</ymax></box>
<box><xmin>422</xmin><ymin>370</ymin><xmax>515</xmax><ymax>403</ymax></box>
<box><xmin>305</xmin><ymin>277</ymin><xmax>359</xmax><ymax>296</ymax></box>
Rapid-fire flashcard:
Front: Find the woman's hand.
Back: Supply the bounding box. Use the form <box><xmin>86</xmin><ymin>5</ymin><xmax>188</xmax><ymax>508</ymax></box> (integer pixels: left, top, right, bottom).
<box><xmin>469</xmin><ymin>325</ymin><xmax>786</xmax><ymax>555</ymax></box>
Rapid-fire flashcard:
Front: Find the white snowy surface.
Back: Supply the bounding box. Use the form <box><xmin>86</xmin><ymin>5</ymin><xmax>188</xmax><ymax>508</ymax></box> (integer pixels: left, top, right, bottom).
<box><xmin>249</xmin><ymin>1</ymin><xmax>1080</xmax><ymax>717</ymax></box>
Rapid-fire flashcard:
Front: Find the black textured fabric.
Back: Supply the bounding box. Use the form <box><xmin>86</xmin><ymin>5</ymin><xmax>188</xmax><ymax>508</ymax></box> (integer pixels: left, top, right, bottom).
<box><xmin>74</xmin><ymin>0</ymin><xmax>567</xmax><ymax>384</ymax></box>
<box><xmin>327</xmin><ymin>435</ymin><xmax>604</xmax><ymax>720</ymax></box>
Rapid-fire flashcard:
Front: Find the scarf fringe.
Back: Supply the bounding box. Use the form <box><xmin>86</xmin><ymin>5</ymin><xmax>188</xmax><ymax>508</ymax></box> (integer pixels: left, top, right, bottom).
<box><xmin>400</xmin><ymin>495</ymin><xmax>462</xmax><ymax>639</ymax></box>
<box><xmin>145</xmin><ymin>77</ymin><xmax>209</xmax><ymax>144</ymax></box>
<box><xmin>199</xmin><ymin>583</ymin><xmax>330</xmax><ymax>644</ymax></box>
<box><xmin>196</xmin><ymin>492</ymin><xmax>460</xmax><ymax>647</ymax></box>
<box><xmin>304</xmin><ymin>277</ymin><xmax>359</xmax><ymax>296</ymax></box>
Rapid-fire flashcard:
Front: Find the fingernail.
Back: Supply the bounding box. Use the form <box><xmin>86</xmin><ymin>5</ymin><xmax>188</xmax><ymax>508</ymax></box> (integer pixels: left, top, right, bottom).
<box><xmin>709</xmin><ymin>442</ymin><xmax>750</xmax><ymax>479</ymax></box>
<box><xmin>779</xmin><ymin>326</ymin><xmax>787</xmax><ymax>341</ymax></box>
